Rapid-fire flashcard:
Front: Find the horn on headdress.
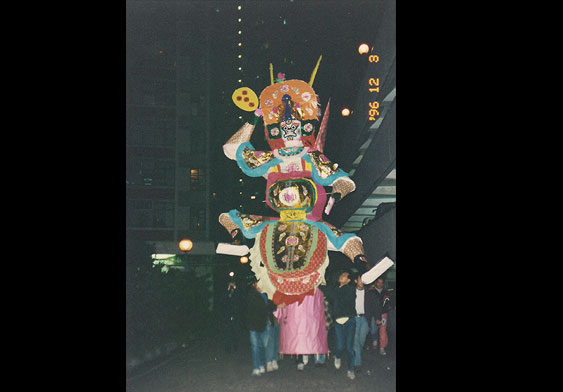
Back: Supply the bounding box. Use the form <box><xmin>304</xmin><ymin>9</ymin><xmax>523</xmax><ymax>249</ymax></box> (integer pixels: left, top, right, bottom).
<box><xmin>269</xmin><ymin>63</ymin><xmax>274</xmax><ymax>85</ymax></box>
<box><xmin>308</xmin><ymin>55</ymin><xmax>322</xmax><ymax>86</ymax></box>
<box><xmin>314</xmin><ymin>98</ymin><xmax>331</xmax><ymax>153</ymax></box>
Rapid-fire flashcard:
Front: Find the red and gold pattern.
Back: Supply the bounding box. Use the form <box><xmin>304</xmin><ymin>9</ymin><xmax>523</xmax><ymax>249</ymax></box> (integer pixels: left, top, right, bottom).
<box><xmin>259</xmin><ymin>222</ymin><xmax>327</xmax><ymax>295</ymax></box>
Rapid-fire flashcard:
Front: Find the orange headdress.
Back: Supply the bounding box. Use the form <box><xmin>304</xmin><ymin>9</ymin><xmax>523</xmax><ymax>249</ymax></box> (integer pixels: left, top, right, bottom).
<box><xmin>259</xmin><ymin>56</ymin><xmax>323</xmax><ymax>149</ymax></box>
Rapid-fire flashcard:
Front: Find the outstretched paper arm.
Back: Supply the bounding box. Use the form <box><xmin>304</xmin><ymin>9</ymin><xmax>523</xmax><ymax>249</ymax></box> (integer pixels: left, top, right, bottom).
<box><xmin>324</xmin><ymin>176</ymin><xmax>356</xmax><ymax>215</ymax></box>
<box><xmin>361</xmin><ymin>256</ymin><xmax>394</xmax><ymax>285</ymax></box>
<box><xmin>222</xmin><ymin>116</ymin><xmax>259</xmax><ymax>161</ymax></box>
<box><xmin>224</xmin><ymin>85</ymin><xmax>262</xmax><ymax>160</ymax></box>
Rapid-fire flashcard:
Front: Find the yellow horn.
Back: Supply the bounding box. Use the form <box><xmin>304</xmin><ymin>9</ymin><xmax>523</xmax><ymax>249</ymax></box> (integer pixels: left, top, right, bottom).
<box><xmin>308</xmin><ymin>55</ymin><xmax>322</xmax><ymax>86</ymax></box>
<box><xmin>269</xmin><ymin>63</ymin><xmax>274</xmax><ymax>85</ymax></box>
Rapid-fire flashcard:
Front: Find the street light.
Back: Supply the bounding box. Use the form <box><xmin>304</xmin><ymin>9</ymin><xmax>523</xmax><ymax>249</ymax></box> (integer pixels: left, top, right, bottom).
<box><xmin>178</xmin><ymin>238</ymin><xmax>193</xmax><ymax>266</ymax></box>
<box><xmin>179</xmin><ymin>238</ymin><xmax>193</xmax><ymax>252</ymax></box>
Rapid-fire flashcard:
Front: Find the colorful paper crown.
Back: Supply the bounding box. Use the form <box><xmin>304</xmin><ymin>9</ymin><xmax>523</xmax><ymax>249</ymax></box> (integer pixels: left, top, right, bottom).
<box><xmin>259</xmin><ymin>80</ymin><xmax>319</xmax><ymax>126</ymax></box>
<box><xmin>260</xmin><ymin>56</ymin><xmax>323</xmax><ymax>149</ymax></box>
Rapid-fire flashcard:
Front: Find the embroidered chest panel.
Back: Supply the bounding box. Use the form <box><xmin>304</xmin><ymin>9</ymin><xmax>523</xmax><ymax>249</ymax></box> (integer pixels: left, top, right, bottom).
<box><xmin>259</xmin><ymin>222</ymin><xmax>327</xmax><ymax>295</ymax></box>
<box><xmin>267</xmin><ymin>178</ymin><xmax>317</xmax><ymax>213</ymax></box>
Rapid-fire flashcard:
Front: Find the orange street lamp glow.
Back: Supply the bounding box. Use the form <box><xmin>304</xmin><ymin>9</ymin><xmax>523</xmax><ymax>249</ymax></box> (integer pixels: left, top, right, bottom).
<box><xmin>358</xmin><ymin>43</ymin><xmax>370</xmax><ymax>55</ymax></box>
<box><xmin>240</xmin><ymin>256</ymin><xmax>249</xmax><ymax>264</ymax></box>
<box><xmin>341</xmin><ymin>108</ymin><xmax>351</xmax><ymax>117</ymax></box>
<box><xmin>179</xmin><ymin>239</ymin><xmax>193</xmax><ymax>252</ymax></box>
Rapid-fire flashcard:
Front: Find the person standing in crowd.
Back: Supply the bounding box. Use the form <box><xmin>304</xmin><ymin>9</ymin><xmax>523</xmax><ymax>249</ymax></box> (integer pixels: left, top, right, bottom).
<box><xmin>352</xmin><ymin>273</ymin><xmax>370</xmax><ymax>371</ymax></box>
<box><xmin>222</xmin><ymin>281</ymin><xmax>242</xmax><ymax>353</ymax></box>
<box><xmin>266</xmin><ymin>302</ymin><xmax>280</xmax><ymax>372</ymax></box>
<box><xmin>365</xmin><ymin>277</ymin><xmax>393</xmax><ymax>356</ymax></box>
<box><xmin>322</xmin><ymin>270</ymin><xmax>357</xmax><ymax>380</ymax></box>
<box><xmin>245</xmin><ymin>276</ymin><xmax>282</xmax><ymax>376</ymax></box>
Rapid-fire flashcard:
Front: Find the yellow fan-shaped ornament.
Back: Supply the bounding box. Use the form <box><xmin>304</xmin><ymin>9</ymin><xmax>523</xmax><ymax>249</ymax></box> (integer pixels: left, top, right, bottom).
<box><xmin>232</xmin><ymin>87</ymin><xmax>259</xmax><ymax>111</ymax></box>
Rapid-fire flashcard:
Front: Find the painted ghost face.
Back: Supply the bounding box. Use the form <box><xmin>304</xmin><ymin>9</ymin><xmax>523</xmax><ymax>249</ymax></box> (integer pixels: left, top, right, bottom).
<box><xmin>280</xmin><ymin>119</ymin><xmax>303</xmax><ymax>147</ymax></box>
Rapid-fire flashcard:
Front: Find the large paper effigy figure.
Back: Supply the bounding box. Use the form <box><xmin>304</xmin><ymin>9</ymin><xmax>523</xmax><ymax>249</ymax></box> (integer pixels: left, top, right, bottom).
<box><xmin>217</xmin><ymin>57</ymin><xmax>393</xmax><ymax>357</ymax></box>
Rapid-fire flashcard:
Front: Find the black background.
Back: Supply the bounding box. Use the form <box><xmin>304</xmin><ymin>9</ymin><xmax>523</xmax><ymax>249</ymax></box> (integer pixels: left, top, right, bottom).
<box><xmin>6</xmin><ymin>1</ymin><xmax>530</xmax><ymax>390</ymax></box>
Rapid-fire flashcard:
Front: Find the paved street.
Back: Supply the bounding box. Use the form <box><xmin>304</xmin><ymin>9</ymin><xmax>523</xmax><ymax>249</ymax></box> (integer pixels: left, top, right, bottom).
<box><xmin>126</xmin><ymin>336</ymin><xmax>395</xmax><ymax>392</ymax></box>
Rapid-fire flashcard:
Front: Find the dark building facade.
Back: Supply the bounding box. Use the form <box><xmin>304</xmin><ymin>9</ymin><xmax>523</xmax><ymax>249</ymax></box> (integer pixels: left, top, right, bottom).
<box><xmin>126</xmin><ymin>2</ymin><xmax>212</xmax><ymax>246</ymax></box>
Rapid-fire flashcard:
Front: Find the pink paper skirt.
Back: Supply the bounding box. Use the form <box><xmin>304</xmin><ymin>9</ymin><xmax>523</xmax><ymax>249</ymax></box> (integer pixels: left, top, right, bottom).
<box><xmin>274</xmin><ymin>288</ymin><xmax>329</xmax><ymax>355</ymax></box>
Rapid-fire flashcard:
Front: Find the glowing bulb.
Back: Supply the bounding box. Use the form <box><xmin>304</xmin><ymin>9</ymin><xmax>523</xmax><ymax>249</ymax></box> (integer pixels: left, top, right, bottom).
<box><xmin>238</xmin><ymin>18</ymin><xmax>242</xmax><ymax>22</ymax></box>
<box><xmin>341</xmin><ymin>108</ymin><xmax>351</xmax><ymax>117</ymax></box>
<box><xmin>238</xmin><ymin>67</ymin><xmax>242</xmax><ymax>71</ymax></box>
<box><xmin>238</xmin><ymin>54</ymin><xmax>242</xmax><ymax>59</ymax></box>
<box><xmin>238</xmin><ymin>30</ymin><xmax>242</xmax><ymax>35</ymax></box>
<box><xmin>178</xmin><ymin>239</ymin><xmax>193</xmax><ymax>252</ymax></box>
<box><xmin>240</xmin><ymin>256</ymin><xmax>249</xmax><ymax>264</ymax></box>
<box><xmin>238</xmin><ymin>42</ymin><xmax>242</xmax><ymax>47</ymax></box>
<box><xmin>358</xmin><ymin>43</ymin><xmax>370</xmax><ymax>55</ymax></box>
<box><xmin>238</xmin><ymin>79</ymin><xmax>242</xmax><ymax>83</ymax></box>
<box><xmin>237</xmin><ymin>5</ymin><xmax>242</xmax><ymax>11</ymax></box>
<box><xmin>229</xmin><ymin>271</ymin><xmax>235</xmax><ymax>277</ymax></box>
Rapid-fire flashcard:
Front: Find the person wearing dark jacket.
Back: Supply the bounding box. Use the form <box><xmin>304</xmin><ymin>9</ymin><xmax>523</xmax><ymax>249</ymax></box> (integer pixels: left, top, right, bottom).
<box><xmin>365</xmin><ymin>277</ymin><xmax>393</xmax><ymax>355</ymax></box>
<box><xmin>322</xmin><ymin>271</ymin><xmax>357</xmax><ymax>380</ymax></box>
<box><xmin>222</xmin><ymin>281</ymin><xmax>242</xmax><ymax>352</ymax></box>
<box><xmin>245</xmin><ymin>276</ymin><xmax>281</xmax><ymax>376</ymax></box>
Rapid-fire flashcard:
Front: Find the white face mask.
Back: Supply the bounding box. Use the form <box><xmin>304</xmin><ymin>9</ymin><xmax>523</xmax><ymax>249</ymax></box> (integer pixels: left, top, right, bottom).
<box><xmin>280</xmin><ymin>119</ymin><xmax>303</xmax><ymax>147</ymax></box>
